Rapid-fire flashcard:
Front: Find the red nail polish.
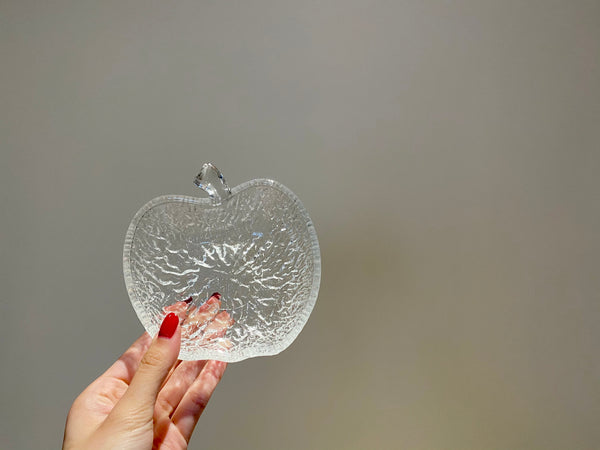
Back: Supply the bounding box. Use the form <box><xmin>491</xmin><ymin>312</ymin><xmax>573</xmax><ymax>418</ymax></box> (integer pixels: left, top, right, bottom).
<box><xmin>184</xmin><ymin>296</ymin><xmax>193</xmax><ymax>304</ymax></box>
<box><xmin>159</xmin><ymin>313</ymin><xmax>178</xmax><ymax>339</ymax></box>
<box><xmin>211</xmin><ymin>292</ymin><xmax>221</xmax><ymax>300</ymax></box>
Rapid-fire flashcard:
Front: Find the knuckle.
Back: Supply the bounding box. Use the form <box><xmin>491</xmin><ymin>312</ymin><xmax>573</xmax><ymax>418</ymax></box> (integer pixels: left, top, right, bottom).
<box><xmin>156</xmin><ymin>396</ymin><xmax>176</xmax><ymax>416</ymax></box>
<box><xmin>189</xmin><ymin>392</ymin><xmax>209</xmax><ymax>411</ymax></box>
<box><xmin>139</xmin><ymin>348</ymin><xmax>165</xmax><ymax>369</ymax></box>
<box><xmin>109</xmin><ymin>409</ymin><xmax>153</xmax><ymax>432</ymax></box>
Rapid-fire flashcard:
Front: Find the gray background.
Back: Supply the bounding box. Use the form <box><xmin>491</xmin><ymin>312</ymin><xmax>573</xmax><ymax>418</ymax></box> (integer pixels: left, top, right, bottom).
<box><xmin>1</xmin><ymin>1</ymin><xmax>599</xmax><ymax>449</ymax></box>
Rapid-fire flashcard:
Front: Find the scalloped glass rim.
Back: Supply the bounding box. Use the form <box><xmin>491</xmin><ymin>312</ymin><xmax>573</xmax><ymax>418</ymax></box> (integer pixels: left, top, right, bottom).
<box><xmin>123</xmin><ymin>178</ymin><xmax>321</xmax><ymax>362</ymax></box>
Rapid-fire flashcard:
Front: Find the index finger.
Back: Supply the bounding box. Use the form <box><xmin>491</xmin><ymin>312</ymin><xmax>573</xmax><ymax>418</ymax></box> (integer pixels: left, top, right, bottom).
<box><xmin>100</xmin><ymin>332</ymin><xmax>153</xmax><ymax>385</ymax></box>
<box><xmin>171</xmin><ymin>360</ymin><xmax>228</xmax><ymax>443</ymax></box>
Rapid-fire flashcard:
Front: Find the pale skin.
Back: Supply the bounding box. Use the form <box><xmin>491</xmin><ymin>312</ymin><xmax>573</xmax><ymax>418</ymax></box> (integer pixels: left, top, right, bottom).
<box><xmin>63</xmin><ymin>321</ymin><xmax>227</xmax><ymax>450</ymax></box>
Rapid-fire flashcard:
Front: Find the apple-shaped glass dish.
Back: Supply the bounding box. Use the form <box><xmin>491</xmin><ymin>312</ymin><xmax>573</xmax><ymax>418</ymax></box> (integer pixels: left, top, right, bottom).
<box><xmin>123</xmin><ymin>164</ymin><xmax>321</xmax><ymax>362</ymax></box>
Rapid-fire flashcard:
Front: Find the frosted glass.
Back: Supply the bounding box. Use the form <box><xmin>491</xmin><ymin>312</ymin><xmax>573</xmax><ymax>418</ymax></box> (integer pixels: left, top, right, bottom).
<box><xmin>123</xmin><ymin>164</ymin><xmax>321</xmax><ymax>362</ymax></box>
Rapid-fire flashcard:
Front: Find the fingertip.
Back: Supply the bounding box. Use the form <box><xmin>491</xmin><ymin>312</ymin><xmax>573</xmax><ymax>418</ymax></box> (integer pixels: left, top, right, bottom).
<box><xmin>159</xmin><ymin>312</ymin><xmax>179</xmax><ymax>339</ymax></box>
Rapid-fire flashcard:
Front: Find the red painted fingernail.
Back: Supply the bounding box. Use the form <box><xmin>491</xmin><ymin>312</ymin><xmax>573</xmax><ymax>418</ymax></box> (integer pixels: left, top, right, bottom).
<box><xmin>184</xmin><ymin>296</ymin><xmax>193</xmax><ymax>304</ymax></box>
<box><xmin>211</xmin><ymin>292</ymin><xmax>221</xmax><ymax>300</ymax></box>
<box><xmin>159</xmin><ymin>313</ymin><xmax>179</xmax><ymax>339</ymax></box>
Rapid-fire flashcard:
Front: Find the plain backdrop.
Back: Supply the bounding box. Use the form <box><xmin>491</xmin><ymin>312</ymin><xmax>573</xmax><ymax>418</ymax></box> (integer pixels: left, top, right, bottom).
<box><xmin>1</xmin><ymin>1</ymin><xmax>599</xmax><ymax>449</ymax></box>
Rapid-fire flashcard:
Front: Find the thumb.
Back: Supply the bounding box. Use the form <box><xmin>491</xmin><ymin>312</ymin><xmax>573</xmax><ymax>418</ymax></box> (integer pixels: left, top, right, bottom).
<box><xmin>109</xmin><ymin>313</ymin><xmax>181</xmax><ymax>423</ymax></box>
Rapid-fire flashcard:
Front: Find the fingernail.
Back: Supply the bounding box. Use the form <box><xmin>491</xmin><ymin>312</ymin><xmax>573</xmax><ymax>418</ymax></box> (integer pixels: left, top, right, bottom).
<box><xmin>211</xmin><ymin>292</ymin><xmax>221</xmax><ymax>300</ymax></box>
<box><xmin>159</xmin><ymin>312</ymin><xmax>179</xmax><ymax>339</ymax></box>
<box><xmin>184</xmin><ymin>296</ymin><xmax>193</xmax><ymax>304</ymax></box>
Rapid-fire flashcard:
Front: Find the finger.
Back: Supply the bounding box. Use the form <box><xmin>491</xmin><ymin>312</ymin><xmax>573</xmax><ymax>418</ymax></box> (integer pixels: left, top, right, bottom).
<box><xmin>101</xmin><ymin>333</ymin><xmax>153</xmax><ymax>384</ymax></box>
<box><xmin>160</xmin><ymin>359</ymin><xmax>183</xmax><ymax>391</ymax></box>
<box><xmin>171</xmin><ymin>360</ymin><xmax>227</xmax><ymax>442</ymax></box>
<box><xmin>108</xmin><ymin>313</ymin><xmax>181</xmax><ymax>423</ymax></box>
<box><xmin>184</xmin><ymin>293</ymin><xmax>221</xmax><ymax>335</ymax></box>
<box><xmin>201</xmin><ymin>310</ymin><xmax>234</xmax><ymax>341</ymax></box>
<box><xmin>154</xmin><ymin>360</ymin><xmax>209</xmax><ymax>419</ymax></box>
<box><xmin>163</xmin><ymin>299</ymin><xmax>192</xmax><ymax>319</ymax></box>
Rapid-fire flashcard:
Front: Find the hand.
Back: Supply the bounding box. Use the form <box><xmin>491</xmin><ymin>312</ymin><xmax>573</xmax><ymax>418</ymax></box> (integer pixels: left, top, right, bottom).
<box><xmin>63</xmin><ymin>313</ymin><xmax>227</xmax><ymax>450</ymax></box>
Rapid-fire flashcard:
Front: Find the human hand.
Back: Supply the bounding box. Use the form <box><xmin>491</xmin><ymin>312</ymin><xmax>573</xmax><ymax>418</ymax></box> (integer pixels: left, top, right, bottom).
<box><xmin>63</xmin><ymin>310</ymin><xmax>227</xmax><ymax>450</ymax></box>
<box><xmin>163</xmin><ymin>292</ymin><xmax>234</xmax><ymax>350</ymax></box>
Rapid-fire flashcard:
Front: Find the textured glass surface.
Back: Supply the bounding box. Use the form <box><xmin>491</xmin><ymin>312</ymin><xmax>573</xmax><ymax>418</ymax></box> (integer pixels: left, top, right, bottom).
<box><xmin>123</xmin><ymin>166</ymin><xmax>321</xmax><ymax>362</ymax></box>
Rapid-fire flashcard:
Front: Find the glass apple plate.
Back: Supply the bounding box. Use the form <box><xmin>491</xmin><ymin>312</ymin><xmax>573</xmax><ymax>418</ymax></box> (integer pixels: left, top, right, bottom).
<box><xmin>123</xmin><ymin>164</ymin><xmax>321</xmax><ymax>362</ymax></box>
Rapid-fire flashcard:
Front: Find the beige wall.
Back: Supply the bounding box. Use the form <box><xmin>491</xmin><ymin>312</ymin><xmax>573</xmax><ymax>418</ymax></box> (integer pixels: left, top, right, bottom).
<box><xmin>2</xmin><ymin>1</ymin><xmax>599</xmax><ymax>448</ymax></box>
